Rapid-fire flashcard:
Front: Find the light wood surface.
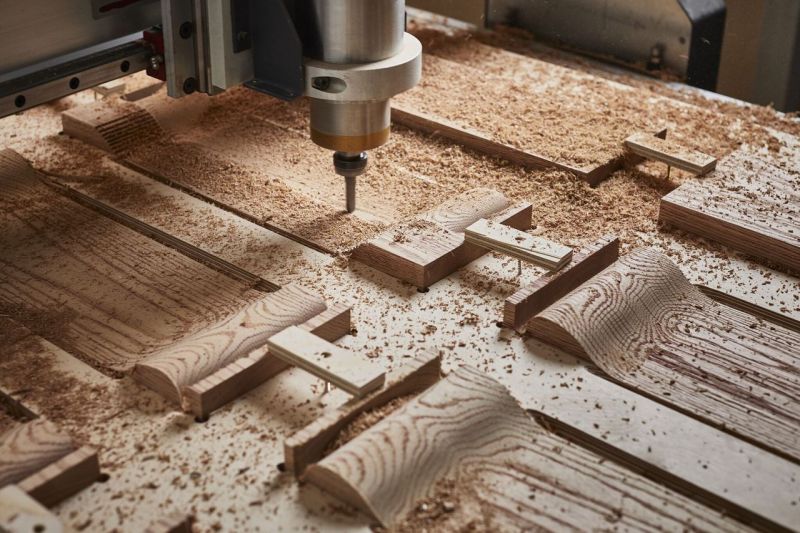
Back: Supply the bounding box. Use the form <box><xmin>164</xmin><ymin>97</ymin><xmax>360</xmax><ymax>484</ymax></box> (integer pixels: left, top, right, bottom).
<box><xmin>625</xmin><ymin>132</ymin><xmax>717</xmax><ymax>175</ymax></box>
<box><xmin>18</xmin><ymin>447</ymin><xmax>100</xmax><ymax>508</ymax></box>
<box><xmin>181</xmin><ymin>304</ymin><xmax>351</xmax><ymax>418</ymax></box>
<box><xmin>0</xmin><ymin>485</ymin><xmax>64</xmax><ymax>533</ymax></box>
<box><xmin>132</xmin><ymin>285</ymin><xmax>328</xmax><ymax>404</ymax></box>
<box><xmin>305</xmin><ymin>366</ymin><xmax>751</xmax><ymax>530</ymax></box>
<box><xmin>0</xmin><ymin>419</ymin><xmax>74</xmax><ymax>488</ymax></box>
<box><xmin>660</xmin><ymin>146</ymin><xmax>800</xmax><ymax>272</ymax></box>
<box><xmin>530</xmin><ymin>248</ymin><xmax>800</xmax><ymax>463</ymax></box>
<box><xmin>266</xmin><ymin>326</ymin><xmax>385</xmax><ymax>397</ymax></box>
<box><xmin>284</xmin><ymin>353</ymin><xmax>442</xmax><ymax>477</ymax></box>
<box><xmin>464</xmin><ymin>218</ymin><xmax>572</xmax><ymax>270</ymax></box>
<box><xmin>504</xmin><ymin>235</ymin><xmax>619</xmax><ymax>331</ymax></box>
<box><xmin>353</xmin><ymin>188</ymin><xmax>532</xmax><ymax>288</ymax></box>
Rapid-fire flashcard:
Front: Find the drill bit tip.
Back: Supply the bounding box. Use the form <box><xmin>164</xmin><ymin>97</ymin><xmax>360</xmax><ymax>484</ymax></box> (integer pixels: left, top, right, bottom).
<box><xmin>333</xmin><ymin>151</ymin><xmax>368</xmax><ymax>213</ymax></box>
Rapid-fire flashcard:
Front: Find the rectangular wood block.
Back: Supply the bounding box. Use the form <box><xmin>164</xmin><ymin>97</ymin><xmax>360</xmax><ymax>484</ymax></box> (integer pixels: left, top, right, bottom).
<box><xmin>464</xmin><ymin>218</ymin><xmax>573</xmax><ymax>270</ymax></box>
<box><xmin>625</xmin><ymin>132</ymin><xmax>717</xmax><ymax>175</ymax></box>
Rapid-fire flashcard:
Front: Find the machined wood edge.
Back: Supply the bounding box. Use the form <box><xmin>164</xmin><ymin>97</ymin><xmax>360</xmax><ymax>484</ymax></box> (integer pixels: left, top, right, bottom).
<box><xmin>182</xmin><ymin>304</ymin><xmax>352</xmax><ymax>419</ymax></box>
<box><xmin>625</xmin><ymin>132</ymin><xmax>717</xmax><ymax>175</ymax></box>
<box><xmin>464</xmin><ymin>218</ymin><xmax>573</xmax><ymax>270</ymax></box>
<box><xmin>697</xmin><ymin>286</ymin><xmax>800</xmax><ymax>334</ymax></box>
<box><xmin>18</xmin><ymin>447</ymin><xmax>100</xmax><ymax>508</ymax></box>
<box><xmin>284</xmin><ymin>352</ymin><xmax>442</xmax><ymax>478</ymax></box>
<box><xmin>144</xmin><ymin>512</ymin><xmax>195</xmax><ymax>533</ymax></box>
<box><xmin>504</xmin><ymin>235</ymin><xmax>620</xmax><ymax>331</ymax></box>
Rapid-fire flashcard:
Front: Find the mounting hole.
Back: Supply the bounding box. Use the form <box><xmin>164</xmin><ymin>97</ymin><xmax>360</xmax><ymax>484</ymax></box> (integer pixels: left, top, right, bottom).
<box><xmin>69</xmin><ymin>77</ymin><xmax>80</xmax><ymax>90</ymax></box>
<box><xmin>195</xmin><ymin>415</ymin><xmax>209</xmax><ymax>424</ymax></box>
<box><xmin>276</xmin><ymin>462</ymin><xmax>286</xmax><ymax>472</ymax></box>
<box><xmin>97</xmin><ymin>472</ymin><xmax>110</xmax><ymax>483</ymax></box>
<box><xmin>179</xmin><ymin>21</ymin><xmax>193</xmax><ymax>39</ymax></box>
<box><xmin>120</xmin><ymin>60</ymin><xmax>131</xmax><ymax>73</ymax></box>
<box><xmin>182</xmin><ymin>77</ymin><xmax>197</xmax><ymax>95</ymax></box>
<box><xmin>33</xmin><ymin>525</ymin><xmax>45</xmax><ymax>533</ymax></box>
<box><xmin>14</xmin><ymin>95</ymin><xmax>26</xmax><ymax>108</ymax></box>
<box><xmin>495</xmin><ymin>321</ymin><xmax>505</xmax><ymax>328</ymax></box>
<box><xmin>417</xmin><ymin>287</ymin><xmax>430</xmax><ymax>294</ymax></box>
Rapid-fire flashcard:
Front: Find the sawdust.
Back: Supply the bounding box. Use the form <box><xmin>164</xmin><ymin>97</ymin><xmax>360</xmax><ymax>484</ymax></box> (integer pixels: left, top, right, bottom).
<box><xmin>0</xmin><ymin>304</ymin><xmax>77</xmax><ymax>347</ymax></box>
<box><xmin>324</xmin><ymin>395</ymin><xmax>415</xmax><ymax>457</ymax></box>
<box><xmin>0</xmin><ymin>407</ymin><xmax>23</xmax><ymax>436</ymax></box>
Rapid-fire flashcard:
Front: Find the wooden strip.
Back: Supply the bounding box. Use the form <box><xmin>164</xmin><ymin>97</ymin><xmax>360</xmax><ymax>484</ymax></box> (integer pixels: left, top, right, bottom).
<box><xmin>304</xmin><ymin>366</ymin><xmax>751</xmax><ymax>530</ymax></box>
<box><xmin>144</xmin><ymin>513</ymin><xmax>195</xmax><ymax>533</ymax></box>
<box><xmin>353</xmin><ymin>188</ymin><xmax>532</xmax><ymax>288</ymax></box>
<box><xmin>266</xmin><ymin>327</ymin><xmax>385</xmax><ymax>397</ymax></box>
<box><xmin>529</xmin><ymin>248</ymin><xmax>800</xmax><ymax>463</ymax></box>
<box><xmin>698</xmin><ymin>285</ymin><xmax>800</xmax><ymax>334</ymax></box>
<box><xmin>132</xmin><ymin>284</ymin><xmax>327</xmax><ymax>405</ymax></box>
<box><xmin>0</xmin><ymin>485</ymin><xmax>63</xmax><ymax>532</ymax></box>
<box><xmin>625</xmin><ymin>132</ymin><xmax>717</xmax><ymax>175</ymax></box>
<box><xmin>0</xmin><ymin>419</ymin><xmax>75</xmax><ymax>488</ymax></box>
<box><xmin>18</xmin><ymin>447</ymin><xmax>100</xmax><ymax>508</ymax></box>
<box><xmin>181</xmin><ymin>304</ymin><xmax>352</xmax><ymax>418</ymax></box>
<box><xmin>503</xmin><ymin>235</ymin><xmax>619</xmax><ymax>331</ymax></box>
<box><xmin>464</xmin><ymin>218</ymin><xmax>572</xmax><ymax>270</ymax></box>
<box><xmin>284</xmin><ymin>352</ymin><xmax>442</xmax><ymax>478</ymax></box>
<box><xmin>659</xmin><ymin>146</ymin><xmax>799</xmax><ymax>273</ymax></box>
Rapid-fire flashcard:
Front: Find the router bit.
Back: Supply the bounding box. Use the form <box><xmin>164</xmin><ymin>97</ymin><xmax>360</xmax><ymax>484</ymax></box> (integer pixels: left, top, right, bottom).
<box><xmin>333</xmin><ymin>151</ymin><xmax>367</xmax><ymax>213</ymax></box>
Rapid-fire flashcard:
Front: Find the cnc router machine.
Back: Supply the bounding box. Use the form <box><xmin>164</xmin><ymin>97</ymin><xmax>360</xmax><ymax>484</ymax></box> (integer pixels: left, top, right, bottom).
<box><xmin>0</xmin><ymin>0</ymin><xmax>423</xmax><ymax>213</ymax></box>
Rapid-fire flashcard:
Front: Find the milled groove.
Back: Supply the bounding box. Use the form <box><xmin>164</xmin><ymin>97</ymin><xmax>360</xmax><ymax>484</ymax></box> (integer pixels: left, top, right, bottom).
<box><xmin>41</xmin><ymin>174</ymin><xmax>280</xmax><ymax>293</ymax></box>
<box><xmin>697</xmin><ymin>285</ymin><xmax>800</xmax><ymax>334</ymax></box>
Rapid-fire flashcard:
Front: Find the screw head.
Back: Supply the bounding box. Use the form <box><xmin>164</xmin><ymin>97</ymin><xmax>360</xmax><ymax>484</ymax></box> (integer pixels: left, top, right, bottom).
<box><xmin>179</xmin><ymin>21</ymin><xmax>193</xmax><ymax>39</ymax></box>
<box><xmin>183</xmin><ymin>77</ymin><xmax>197</xmax><ymax>95</ymax></box>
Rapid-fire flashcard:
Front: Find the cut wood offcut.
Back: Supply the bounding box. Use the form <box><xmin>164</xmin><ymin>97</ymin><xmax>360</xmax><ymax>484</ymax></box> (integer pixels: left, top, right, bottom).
<box><xmin>266</xmin><ymin>326</ymin><xmax>385</xmax><ymax>397</ymax></box>
<box><xmin>625</xmin><ymin>132</ymin><xmax>717</xmax><ymax>175</ymax></box>
<box><xmin>464</xmin><ymin>218</ymin><xmax>572</xmax><ymax>270</ymax></box>
<box><xmin>352</xmin><ymin>188</ymin><xmax>532</xmax><ymax>289</ymax></box>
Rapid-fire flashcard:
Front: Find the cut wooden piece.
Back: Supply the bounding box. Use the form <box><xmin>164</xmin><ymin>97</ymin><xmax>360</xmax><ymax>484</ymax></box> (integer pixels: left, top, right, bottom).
<box><xmin>285</xmin><ymin>352</ymin><xmax>442</xmax><ymax>477</ymax></box>
<box><xmin>353</xmin><ymin>188</ymin><xmax>532</xmax><ymax>288</ymax></box>
<box><xmin>144</xmin><ymin>512</ymin><xmax>195</xmax><ymax>533</ymax></box>
<box><xmin>504</xmin><ymin>235</ymin><xmax>619</xmax><ymax>331</ymax></box>
<box><xmin>660</xmin><ymin>146</ymin><xmax>800</xmax><ymax>272</ymax></box>
<box><xmin>267</xmin><ymin>327</ymin><xmax>385</xmax><ymax>397</ymax></box>
<box><xmin>529</xmin><ymin>248</ymin><xmax>800</xmax><ymax>463</ymax></box>
<box><xmin>0</xmin><ymin>149</ymin><xmax>268</xmax><ymax>375</ymax></box>
<box><xmin>464</xmin><ymin>218</ymin><xmax>572</xmax><ymax>270</ymax></box>
<box><xmin>304</xmin><ymin>366</ymin><xmax>750</xmax><ymax>530</ymax></box>
<box><xmin>625</xmin><ymin>132</ymin><xmax>717</xmax><ymax>175</ymax></box>
<box><xmin>0</xmin><ymin>420</ymin><xmax>75</xmax><ymax>488</ymax></box>
<box><xmin>18</xmin><ymin>447</ymin><xmax>100</xmax><ymax>508</ymax></box>
<box><xmin>181</xmin><ymin>304</ymin><xmax>351</xmax><ymax>418</ymax></box>
<box><xmin>61</xmin><ymin>98</ymin><xmax>164</xmax><ymax>155</ymax></box>
<box><xmin>0</xmin><ymin>485</ymin><xmax>63</xmax><ymax>533</ymax></box>
<box><xmin>132</xmin><ymin>284</ymin><xmax>327</xmax><ymax>405</ymax></box>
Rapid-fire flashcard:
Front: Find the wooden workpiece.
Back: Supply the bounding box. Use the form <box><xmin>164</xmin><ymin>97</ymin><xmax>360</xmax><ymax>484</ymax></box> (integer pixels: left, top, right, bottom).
<box><xmin>529</xmin><ymin>248</ymin><xmax>800</xmax><ymax>463</ymax></box>
<box><xmin>353</xmin><ymin>188</ymin><xmax>532</xmax><ymax>288</ymax></box>
<box><xmin>625</xmin><ymin>132</ymin><xmax>717</xmax><ymax>175</ymax></box>
<box><xmin>0</xmin><ymin>485</ymin><xmax>64</xmax><ymax>533</ymax></box>
<box><xmin>266</xmin><ymin>326</ymin><xmax>385</xmax><ymax>397</ymax></box>
<box><xmin>464</xmin><ymin>218</ymin><xmax>573</xmax><ymax>270</ymax></box>
<box><xmin>660</xmin><ymin>145</ymin><xmax>800</xmax><ymax>273</ymax></box>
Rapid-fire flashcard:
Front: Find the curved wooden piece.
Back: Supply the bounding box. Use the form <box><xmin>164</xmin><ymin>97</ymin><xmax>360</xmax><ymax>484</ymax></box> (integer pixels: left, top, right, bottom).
<box><xmin>132</xmin><ymin>284</ymin><xmax>326</xmax><ymax>404</ymax></box>
<box><xmin>0</xmin><ymin>420</ymin><xmax>75</xmax><ymax>488</ymax></box>
<box><xmin>303</xmin><ymin>366</ymin><xmax>752</xmax><ymax>530</ymax></box>
<box><xmin>530</xmin><ymin>248</ymin><xmax>800</xmax><ymax>462</ymax></box>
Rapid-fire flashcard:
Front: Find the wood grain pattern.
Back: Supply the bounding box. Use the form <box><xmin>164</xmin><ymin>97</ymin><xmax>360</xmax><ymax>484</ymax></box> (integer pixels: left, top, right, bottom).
<box><xmin>353</xmin><ymin>189</ymin><xmax>532</xmax><ymax>288</ymax></box>
<box><xmin>0</xmin><ymin>419</ymin><xmax>74</xmax><ymax>488</ymax></box>
<box><xmin>660</xmin><ymin>146</ymin><xmax>800</xmax><ymax>272</ymax></box>
<box><xmin>0</xmin><ymin>485</ymin><xmax>63</xmax><ymax>532</ymax></box>
<box><xmin>266</xmin><ymin>326</ymin><xmax>385</xmax><ymax>397</ymax></box>
<box><xmin>132</xmin><ymin>284</ymin><xmax>327</xmax><ymax>404</ymax></box>
<box><xmin>284</xmin><ymin>353</ymin><xmax>442</xmax><ymax>477</ymax></box>
<box><xmin>464</xmin><ymin>218</ymin><xmax>573</xmax><ymax>270</ymax></box>
<box><xmin>504</xmin><ymin>235</ymin><xmax>619</xmax><ymax>331</ymax></box>
<box><xmin>530</xmin><ymin>248</ymin><xmax>800</xmax><ymax>463</ymax></box>
<box><xmin>181</xmin><ymin>304</ymin><xmax>351</xmax><ymax>418</ymax></box>
<box><xmin>304</xmin><ymin>366</ymin><xmax>750</xmax><ymax>530</ymax></box>
<box><xmin>0</xmin><ymin>149</ymin><xmax>266</xmax><ymax>375</ymax></box>
<box><xmin>18</xmin><ymin>447</ymin><xmax>100</xmax><ymax>508</ymax></box>
<box><xmin>61</xmin><ymin>98</ymin><xmax>164</xmax><ymax>155</ymax></box>
<box><xmin>625</xmin><ymin>132</ymin><xmax>717</xmax><ymax>175</ymax></box>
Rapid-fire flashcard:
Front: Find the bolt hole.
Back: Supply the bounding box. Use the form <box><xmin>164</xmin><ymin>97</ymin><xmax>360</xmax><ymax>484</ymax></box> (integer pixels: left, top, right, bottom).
<box><xmin>97</xmin><ymin>472</ymin><xmax>110</xmax><ymax>483</ymax></box>
<box><xmin>417</xmin><ymin>287</ymin><xmax>430</xmax><ymax>293</ymax></box>
<box><xmin>120</xmin><ymin>60</ymin><xmax>131</xmax><ymax>73</ymax></box>
<box><xmin>195</xmin><ymin>415</ymin><xmax>209</xmax><ymax>424</ymax></box>
<box><xmin>179</xmin><ymin>21</ymin><xmax>193</xmax><ymax>39</ymax></box>
<box><xmin>69</xmin><ymin>77</ymin><xmax>80</xmax><ymax>90</ymax></box>
<box><xmin>276</xmin><ymin>462</ymin><xmax>286</xmax><ymax>472</ymax></box>
<box><xmin>14</xmin><ymin>95</ymin><xmax>26</xmax><ymax>108</ymax></box>
<box><xmin>495</xmin><ymin>321</ymin><xmax>505</xmax><ymax>328</ymax></box>
<box><xmin>34</xmin><ymin>525</ymin><xmax>45</xmax><ymax>533</ymax></box>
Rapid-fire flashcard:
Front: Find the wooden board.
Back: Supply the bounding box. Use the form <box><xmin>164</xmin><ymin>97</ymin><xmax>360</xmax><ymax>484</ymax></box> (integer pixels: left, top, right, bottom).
<box><xmin>0</xmin><ymin>419</ymin><xmax>74</xmax><ymax>488</ymax></box>
<box><xmin>18</xmin><ymin>447</ymin><xmax>100</xmax><ymax>508</ymax></box>
<box><xmin>131</xmin><ymin>284</ymin><xmax>328</xmax><ymax>405</ymax></box>
<box><xmin>464</xmin><ymin>218</ymin><xmax>572</xmax><ymax>270</ymax></box>
<box><xmin>529</xmin><ymin>248</ymin><xmax>800</xmax><ymax>463</ymax></box>
<box><xmin>352</xmin><ymin>188</ymin><xmax>532</xmax><ymax>288</ymax></box>
<box><xmin>304</xmin><ymin>366</ymin><xmax>750</xmax><ymax>530</ymax></box>
<box><xmin>625</xmin><ymin>132</ymin><xmax>717</xmax><ymax>175</ymax></box>
<box><xmin>660</xmin><ymin>146</ymin><xmax>800</xmax><ymax>272</ymax></box>
<box><xmin>0</xmin><ymin>149</ymin><xmax>266</xmax><ymax>375</ymax></box>
<box><xmin>284</xmin><ymin>353</ymin><xmax>442</xmax><ymax>477</ymax></box>
<box><xmin>181</xmin><ymin>304</ymin><xmax>351</xmax><ymax>419</ymax></box>
<box><xmin>266</xmin><ymin>326</ymin><xmax>385</xmax><ymax>397</ymax></box>
<box><xmin>504</xmin><ymin>235</ymin><xmax>619</xmax><ymax>331</ymax></box>
<box><xmin>0</xmin><ymin>485</ymin><xmax>64</xmax><ymax>533</ymax></box>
